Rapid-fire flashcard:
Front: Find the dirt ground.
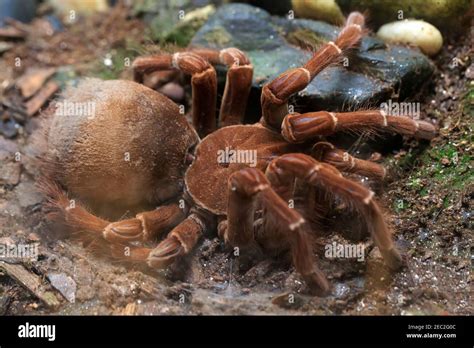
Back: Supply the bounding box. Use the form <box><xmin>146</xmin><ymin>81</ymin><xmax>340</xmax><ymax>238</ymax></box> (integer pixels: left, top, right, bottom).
<box><xmin>0</xmin><ymin>7</ymin><xmax>472</xmax><ymax>315</ymax></box>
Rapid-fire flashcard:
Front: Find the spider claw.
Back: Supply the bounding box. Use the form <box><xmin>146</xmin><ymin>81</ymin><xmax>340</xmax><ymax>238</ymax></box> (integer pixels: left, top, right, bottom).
<box><xmin>147</xmin><ymin>236</ymin><xmax>184</xmax><ymax>268</ymax></box>
<box><xmin>103</xmin><ymin>218</ymin><xmax>143</xmax><ymax>243</ymax></box>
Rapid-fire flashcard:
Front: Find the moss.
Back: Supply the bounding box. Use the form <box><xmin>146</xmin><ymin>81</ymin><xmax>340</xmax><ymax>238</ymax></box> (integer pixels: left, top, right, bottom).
<box><xmin>202</xmin><ymin>27</ymin><xmax>232</xmax><ymax>46</ymax></box>
<box><xmin>392</xmin><ymin>77</ymin><xmax>473</xmax><ymax>199</ymax></box>
<box><xmin>406</xmin><ymin>177</ymin><xmax>423</xmax><ymax>190</ymax></box>
<box><xmin>89</xmin><ymin>46</ymin><xmax>140</xmax><ymax>80</ymax></box>
<box><xmin>419</xmin><ymin>187</ymin><xmax>429</xmax><ymax>197</ymax></box>
<box><xmin>148</xmin><ymin>4</ymin><xmax>214</xmax><ymax>47</ymax></box>
<box><xmin>165</xmin><ymin>17</ymin><xmax>208</xmax><ymax>47</ymax></box>
<box><xmin>131</xmin><ymin>0</ymin><xmax>163</xmax><ymax>16</ymax></box>
<box><xmin>408</xmin><ymin>144</ymin><xmax>473</xmax><ymax>191</ymax></box>
<box><xmin>149</xmin><ymin>14</ymin><xmax>176</xmax><ymax>43</ymax></box>
<box><xmin>397</xmin><ymin>141</ymin><xmax>473</xmax><ymax>202</ymax></box>
<box><xmin>286</xmin><ymin>28</ymin><xmax>327</xmax><ymax>51</ymax></box>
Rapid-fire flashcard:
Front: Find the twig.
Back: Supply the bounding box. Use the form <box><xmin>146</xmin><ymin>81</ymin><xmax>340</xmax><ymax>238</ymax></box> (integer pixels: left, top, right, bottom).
<box><xmin>0</xmin><ymin>261</ymin><xmax>61</xmax><ymax>308</ymax></box>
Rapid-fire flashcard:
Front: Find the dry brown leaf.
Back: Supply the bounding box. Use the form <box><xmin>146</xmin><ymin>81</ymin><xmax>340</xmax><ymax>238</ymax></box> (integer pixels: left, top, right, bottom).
<box><xmin>0</xmin><ymin>26</ymin><xmax>25</xmax><ymax>39</ymax></box>
<box><xmin>16</xmin><ymin>67</ymin><xmax>56</xmax><ymax>99</ymax></box>
<box><xmin>24</xmin><ymin>80</ymin><xmax>59</xmax><ymax>116</ymax></box>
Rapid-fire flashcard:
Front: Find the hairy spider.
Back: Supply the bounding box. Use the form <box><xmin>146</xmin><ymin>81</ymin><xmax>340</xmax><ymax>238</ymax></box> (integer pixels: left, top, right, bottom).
<box><xmin>41</xmin><ymin>12</ymin><xmax>436</xmax><ymax>295</ymax></box>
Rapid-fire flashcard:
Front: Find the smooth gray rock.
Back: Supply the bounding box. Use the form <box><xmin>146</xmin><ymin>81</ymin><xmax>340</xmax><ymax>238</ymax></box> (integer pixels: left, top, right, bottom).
<box><xmin>47</xmin><ymin>272</ymin><xmax>77</xmax><ymax>303</ymax></box>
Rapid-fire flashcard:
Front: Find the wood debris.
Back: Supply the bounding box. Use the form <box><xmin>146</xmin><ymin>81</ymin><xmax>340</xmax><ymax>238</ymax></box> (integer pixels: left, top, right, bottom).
<box><xmin>24</xmin><ymin>80</ymin><xmax>59</xmax><ymax>116</ymax></box>
<box><xmin>0</xmin><ymin>261</ymin><xmax>61</xmax><ymax>308</ymax></box>
<box><xmin>0</xmin><ymin>26</ymin><xmax>26</xmax><ymax>39</ymax></box>
<box><xmin>16</xmin><ymin>68</ymin><xmax>57</xmax><ymax>99</ymax></box>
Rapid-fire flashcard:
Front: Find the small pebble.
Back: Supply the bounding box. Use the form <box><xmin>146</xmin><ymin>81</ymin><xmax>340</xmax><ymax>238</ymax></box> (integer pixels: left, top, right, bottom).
<box><xmin>47</xmin><ymin>272</ymin><xmax>77</xmax><ymax>303</ymax></box>
<box><xmin>377</xmin><ymin>19</ymin><xmax>443</xmax><ymax>56</ymax></box>
<box><xmin>291</xmin><ymin>0</ymin><xmax>344</xmax><ymax>24</ymax></box>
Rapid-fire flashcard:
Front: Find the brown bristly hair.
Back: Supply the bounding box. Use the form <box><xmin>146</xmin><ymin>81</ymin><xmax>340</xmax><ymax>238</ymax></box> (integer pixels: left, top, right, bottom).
<box><xmin>39</xmin><ymin>178</ymin><xmax>110</xmax><ymax>235</ymax></box>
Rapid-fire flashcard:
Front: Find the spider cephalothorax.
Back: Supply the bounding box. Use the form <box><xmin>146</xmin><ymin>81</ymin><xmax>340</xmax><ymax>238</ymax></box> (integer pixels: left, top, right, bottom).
<box><xmin>41</xmin><ymin>12</ymin><xmax>436</xmax><ymax>296</ymax></box>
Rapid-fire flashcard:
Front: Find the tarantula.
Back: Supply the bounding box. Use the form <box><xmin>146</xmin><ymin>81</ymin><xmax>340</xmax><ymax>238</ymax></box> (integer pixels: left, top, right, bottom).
<box><xmin>41</xmin><ymin>12</ymin><xmax>436</xmax><ymax>295</ymax></box>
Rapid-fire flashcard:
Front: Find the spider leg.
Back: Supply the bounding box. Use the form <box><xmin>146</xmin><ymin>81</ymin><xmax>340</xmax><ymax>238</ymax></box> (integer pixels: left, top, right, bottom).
<box><xmin>146</xmin><ymin>213</ymin><xmax>206</xmax><ymax>268</ymax></box>
<box><xmin>223</xmin><ymin>167</ymin><xmax>330</xmax><ymax>296</ymax></box>
<box><xmin>132</xmin><ymin>52</ymin><xmax>217</xmax><ymax>136</ymax></box>
<box><xmin>42</xmin><ymin>181</ymin><xmax>202</xmax><ymax>265</ymax></box>
<box><xmin>109</xmin><ymin>212</ymin><xmax>205</xmax><ymax>268</ymax></box>
<box><xmin>282</xmin><ymin>110</ymin><xmax>436</xmax><ymax>143</ymax></box>
<box><xmin>261</xmin><ymin>12</ymin><xmax>365</xmax><ymax>129</ymax></box>
<box><xmin>66</xmin><ymin>200</ymin><xmax>203</xmax><ymax>268</ymax></box>
<box><xmin>267</xmin><ymin>153</ymin><xmax>404</xmax><ymax>271</ymax></box>
<box><xmin>43</xmin><ymin>180</ymin><xmax>187</xmax><ymax>243</ymax></box>
<box><xmin>312</xmin><ymin>141</ymin><xmax>386</xmax><ymax>180</ymax></box>
<box><xmin>191</xmin><ymin>48</ymin><xmax>253</xmax><ymax>127</ymax></box>
<box><xmin>45</xmin><ymin>179</ymin><xmax>205</xmax><ymax>268</ymax></box>
<box><xmin>103</xmin><ymin>204</ymin><xmax>185</xmax><ymax>243</ymax></box>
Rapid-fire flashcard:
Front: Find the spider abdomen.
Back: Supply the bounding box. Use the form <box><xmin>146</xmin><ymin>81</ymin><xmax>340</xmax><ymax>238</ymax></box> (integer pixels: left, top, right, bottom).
<box><xmin>44</xmin><ymin>79</ymin><xmax>199</xmax><ymax>217</ymax></box>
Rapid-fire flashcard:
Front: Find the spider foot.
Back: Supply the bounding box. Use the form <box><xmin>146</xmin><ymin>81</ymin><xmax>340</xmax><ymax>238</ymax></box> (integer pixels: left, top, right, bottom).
<box><xmin>147</xmin><ymin>214</ymin><xmax>205</xmax><ymax>269</ymax></box>
<box><xmin>147</xmin><ymin>235</ymin><xmax>184</xmax><ymax>268</ymax></box>
<box><xmin>103</xmin><ymin>204</ymin><xmax>185</xmax><ymax>244</ymax></box>
<box><xmin>103</xmin><ymin>218</ymin><xmax>144</xmax><ymax>243</ymax></box>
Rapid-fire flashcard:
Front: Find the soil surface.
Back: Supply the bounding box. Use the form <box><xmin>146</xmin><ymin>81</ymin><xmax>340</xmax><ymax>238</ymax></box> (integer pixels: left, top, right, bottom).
<box><xmin>0</xmin><ymin>7</ymin><xmax>471</xmax><ymax>315</ymax></box>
